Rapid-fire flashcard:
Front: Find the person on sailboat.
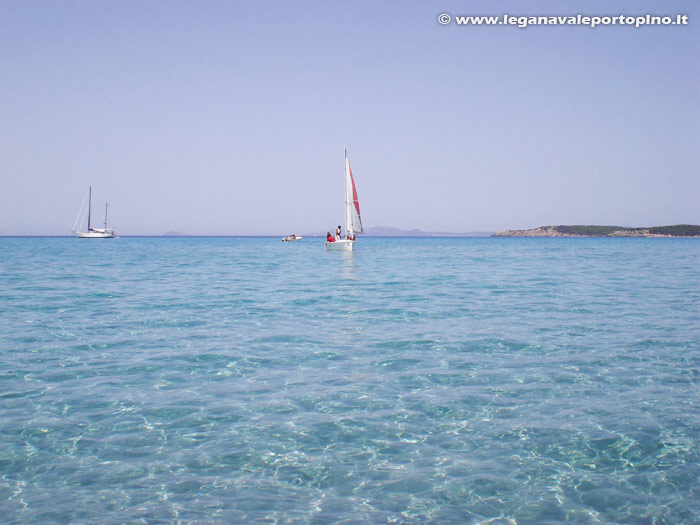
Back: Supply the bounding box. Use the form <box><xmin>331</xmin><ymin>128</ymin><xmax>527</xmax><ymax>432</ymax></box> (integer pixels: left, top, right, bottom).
<box><xmin>326</xmin><ymin>232</ymin><xmax>335</xmax><ymax>243</ymax></box>
<box><xmin>335</xmin><ymin>226</ymin><xmax>342</xmax><ymax>240</ymax></box>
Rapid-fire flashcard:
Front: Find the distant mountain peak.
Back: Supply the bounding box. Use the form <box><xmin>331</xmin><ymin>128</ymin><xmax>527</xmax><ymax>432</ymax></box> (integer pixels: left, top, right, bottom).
<box><xmin>364</xmin><ymin>226</ymin><xmax>492</xmax><ymax>237</ymax></box>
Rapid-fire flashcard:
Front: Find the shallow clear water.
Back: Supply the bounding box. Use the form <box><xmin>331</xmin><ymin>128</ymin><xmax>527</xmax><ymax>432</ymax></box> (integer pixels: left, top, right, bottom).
<box><xmin>1</xmin><ymin>237</ymin><xmax>699</xmax><ymax>523</ymax></box>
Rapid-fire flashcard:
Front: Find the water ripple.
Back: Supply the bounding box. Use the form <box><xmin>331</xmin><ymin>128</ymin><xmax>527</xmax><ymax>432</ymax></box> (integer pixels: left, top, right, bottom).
<box><xmin>0</xmin><ymin>237</ymin><xmax>699</xmax><ymax>522</ymax></box>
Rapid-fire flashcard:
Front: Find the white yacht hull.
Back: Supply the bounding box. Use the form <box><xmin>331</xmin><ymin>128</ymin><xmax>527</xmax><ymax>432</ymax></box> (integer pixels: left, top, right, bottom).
<box><xmin>325</xmin><ymin>239</ymin><xmax>355</xmax><ymax>251</ymax></box>
<box><xmin>77</xmin><ymin>230</ymin><xmax>117</xmax><ymax>238</ymax></box>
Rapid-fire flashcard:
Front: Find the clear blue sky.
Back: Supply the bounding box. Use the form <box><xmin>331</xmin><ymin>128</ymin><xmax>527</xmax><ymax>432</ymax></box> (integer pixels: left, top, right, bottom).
<box><xmin>2</xmin><ymin>0</ymin><xmax>698</xmax><ymax>235</ymax></box>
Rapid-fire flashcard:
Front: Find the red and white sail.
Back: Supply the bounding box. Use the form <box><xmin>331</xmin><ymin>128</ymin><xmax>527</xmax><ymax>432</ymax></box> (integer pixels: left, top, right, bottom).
<box><xmin>344</xmin><ymin>154</ymin><xmax>363</xmax><ymax>236</ymax></box>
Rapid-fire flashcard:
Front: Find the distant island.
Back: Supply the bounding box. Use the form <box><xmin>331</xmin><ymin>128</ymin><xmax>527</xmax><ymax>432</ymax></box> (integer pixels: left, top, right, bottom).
<box><xmin>159</xmin><ymin>228</ymin><xmax>494</xmax><ymax>237</ymax></box>
<box><xmin>305</xmin><ymin>227</ymin><xmax>492</xmax><ymax>237</ymax></box>
<box><xmin>343</xmin><ymin>226</ymin><xmax>492</xmax><ymax>237</ymax></box>
<box><xmin>493</xmin><ymin>224</ymin><xmax>700</xmax><ymax>237</ymax></box>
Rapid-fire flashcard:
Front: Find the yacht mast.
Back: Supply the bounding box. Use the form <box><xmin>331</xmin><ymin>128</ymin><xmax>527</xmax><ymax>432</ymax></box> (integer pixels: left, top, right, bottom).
<box><xmin>344</xmin><ymin>148</ymin><xmax>351</xmax><ymax>236</ymax></box>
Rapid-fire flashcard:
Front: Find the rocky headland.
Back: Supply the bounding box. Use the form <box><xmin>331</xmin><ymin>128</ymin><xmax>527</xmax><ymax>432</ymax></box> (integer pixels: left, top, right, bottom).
<box><xmin>493</xmin><ymin>225</ymin><xmax>700</xmax><ymax>237</ymax></box>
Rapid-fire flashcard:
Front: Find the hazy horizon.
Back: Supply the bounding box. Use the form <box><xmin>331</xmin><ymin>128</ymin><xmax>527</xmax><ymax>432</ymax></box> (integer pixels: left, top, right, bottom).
<box><xmin>2</xmin><ymin>1</ymin><xmax>699</xmax><ymax>236</ymax></box>
<box><xmin>4</xmin><ymin>222</ymin><xmax>700</xmax><ymax>238</ymax></box>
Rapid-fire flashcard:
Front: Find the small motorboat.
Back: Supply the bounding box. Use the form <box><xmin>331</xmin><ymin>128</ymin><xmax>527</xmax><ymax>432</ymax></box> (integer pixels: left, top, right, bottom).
<box><xmin>282</xmin><ymin>234</ymin><xmax>303</xmax><ymax>242</ymax></box>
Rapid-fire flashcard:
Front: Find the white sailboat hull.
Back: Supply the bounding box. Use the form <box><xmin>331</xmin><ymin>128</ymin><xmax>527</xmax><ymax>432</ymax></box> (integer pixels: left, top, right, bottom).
<box><xmin>77</xmin><ymin>230</ymin><xmax>117</xmax><ymax>238</ymax></box>
<box><xmin>325</xmin><ymin>239</ymin><xmax>355</xmax><ymax>251</ymax></box>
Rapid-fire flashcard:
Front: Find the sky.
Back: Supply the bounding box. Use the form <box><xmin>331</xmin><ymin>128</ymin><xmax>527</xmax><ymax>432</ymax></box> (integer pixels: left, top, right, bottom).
<box><xmin>2</xmin><ymin>0</ymin><xmax>699</xmax><ymax>235</ymax></box>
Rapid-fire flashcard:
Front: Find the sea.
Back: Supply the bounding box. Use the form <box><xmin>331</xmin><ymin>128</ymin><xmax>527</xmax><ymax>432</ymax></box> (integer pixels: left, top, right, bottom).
<box><xmin>1</xmin><ymin>236</ymin><xmax>699</xmax><ymax>524</ymax></box>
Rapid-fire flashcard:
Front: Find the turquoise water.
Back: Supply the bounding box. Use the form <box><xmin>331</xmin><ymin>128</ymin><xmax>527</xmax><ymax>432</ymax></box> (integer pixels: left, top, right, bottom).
<box><xmin>1</xmin><ymin>236</ymin><xmax>699</xmax><ymax>523</ymax></box>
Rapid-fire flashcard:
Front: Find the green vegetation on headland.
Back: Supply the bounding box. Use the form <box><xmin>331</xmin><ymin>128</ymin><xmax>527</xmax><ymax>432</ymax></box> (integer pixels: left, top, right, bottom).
<box><xmin>646</xmin><ymin>225</ymin><xmax>700</xmax><ymax>236</ymax></box>
<box><xmin>493</xmin><ymin>224</ymin><xmax>700</xmax><ymax>237</ymax></box>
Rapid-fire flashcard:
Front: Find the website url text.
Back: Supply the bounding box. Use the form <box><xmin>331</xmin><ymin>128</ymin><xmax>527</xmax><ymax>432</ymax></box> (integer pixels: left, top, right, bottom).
<box><xmin>437</xmin><ymin>14</ymin><xmax>689</xmax><ymax>29</ymax></box>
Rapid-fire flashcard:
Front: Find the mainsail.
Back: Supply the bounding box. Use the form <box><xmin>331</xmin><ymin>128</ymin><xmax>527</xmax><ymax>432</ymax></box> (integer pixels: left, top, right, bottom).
<box><xmin>344</xmin><ymin>153</ymin><xmax>363</xmax><ymax>236</ymax></box>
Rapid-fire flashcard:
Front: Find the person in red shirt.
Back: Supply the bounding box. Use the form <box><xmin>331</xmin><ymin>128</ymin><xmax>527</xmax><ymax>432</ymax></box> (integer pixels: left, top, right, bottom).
<box><xmin>326</xmin><ymin>232</ymin><xmax>335</xmax><ymax>243</ymax></box>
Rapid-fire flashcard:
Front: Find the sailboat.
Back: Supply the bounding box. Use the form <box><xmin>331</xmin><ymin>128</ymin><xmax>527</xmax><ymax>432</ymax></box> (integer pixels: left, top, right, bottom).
<box><xmin>73</xmin><ymin>187</ymin><xmax>117</xmax><ymax>238</ymax></box>
<box><xmin>326</xmin><ymin>149</ymin><xmax>363</xmax><ymax>251</ymax></box>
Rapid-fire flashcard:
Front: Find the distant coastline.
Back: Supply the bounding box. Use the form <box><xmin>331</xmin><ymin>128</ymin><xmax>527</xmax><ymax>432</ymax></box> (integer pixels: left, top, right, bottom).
<box><xmin>4</xmin><ymin>225</ymin><xmax>698</xmax><ymax>238</ymax></box>
<box><xmin>160</xmin><ymin>228</ymin><xmax>493</xmax><ymax>237</ymax></box>
<box><xmin>304</xmin><ymin>226</ymin><xmax>493</xmax><ymax>237</ymax></box>
<box><xmin>364</xmin><ymin>226</ymin><xmax>493</xmax><ymax>237</ymax></box>
<box><xmin>493</xmin><ymin>224</ymin><xmax>700</xmax><ymax>237</ymax></box>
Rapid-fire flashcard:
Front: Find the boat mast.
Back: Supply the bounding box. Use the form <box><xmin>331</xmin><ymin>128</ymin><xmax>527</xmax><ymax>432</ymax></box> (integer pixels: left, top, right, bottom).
<box><xmin>104</xmin><ymin>202</ymin><xmax>109</xmax><ymax>231</ymax></box>
<box><xmin>344</xmin><ymin>148</ymin><xmax>351</xmax><ymax>237</ymax></box>
<box><xmin>87</xmin><ymin>186</ymin><xmax>92</xmax><ymax>231</ymax></box>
